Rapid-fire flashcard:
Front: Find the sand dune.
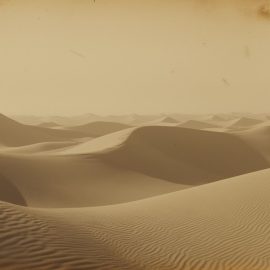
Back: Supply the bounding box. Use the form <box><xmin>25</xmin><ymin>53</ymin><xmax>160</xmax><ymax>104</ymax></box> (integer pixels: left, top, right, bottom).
<box><xmin>13</xmin><ymin>113</ymin><xmax>103</xmax><ymax>126</ymax></box>
<box><xmin>0</xmin><ymin>174</ymin><xmax>26</xmax><ymax>206</ymax></box>
<box><xmin>1</xmin><ymin>125</ymin><xmax>268</xmax><ymax>207</ymax></box>
<box><xmin>145</xmin><ymin>116</ymin><xmax>179</xmax><ymax>125</ymax></box>
<box><xmin>1</xmin><ymin>169</ymin><xmax>270</xmax><ymax>269</ymax></box>
<box><xmin>37</xmin><ymin>122</ymin><xmax>62</xmax><ymax>128</ymax></box>
<box><xmin>207</xmin><ymin>114</ymin><xmax>232</xmax><ymax>122</ymax></box>
<box><xmin>179</xmin><ymin>119</ymin><xmax>220</xmax><ymax>130</ymax></box>
<box><xmin>239</xmin><ymin>126</ymin><xmax>270</xmax><ymax>162</ymax></box>
<box><xmin>0</xmin><ymin>152</ymin><xmax>182</xmax><ymax>207</ymax></box>
<box><xmin>61</xmin><ymin>126</ymin><xmax>269</xmax><ymax>185</ymax></box>
<box><xmin>1</xmin><ymin>141</ymin><xmax>80</xmax><ymax>155</ymax></box>
<box><xmin>68</xmin><ymin>121</ymin><xmax>132</xmax><ymax>137</ymax></box>
<box><xmin>0</xmin><ymin>114</ymin><xmax>88</xmax><ymax>147</ymax></box>
<box><xmin>157</xmin><ymin>116</ymin><xmax>179</xmax><ymax>123</ymax></box>
<box><xmin>229</xmin><ymin>117</ymin><xmax>263</xmax><ymax>128</ymax></box>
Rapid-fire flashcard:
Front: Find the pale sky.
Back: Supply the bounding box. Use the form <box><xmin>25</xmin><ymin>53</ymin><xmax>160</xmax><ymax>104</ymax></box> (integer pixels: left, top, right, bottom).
<box><xmin>1</xmin><ymin>0</ymin><xmax>270</xmax><ymax>115</ymax></box>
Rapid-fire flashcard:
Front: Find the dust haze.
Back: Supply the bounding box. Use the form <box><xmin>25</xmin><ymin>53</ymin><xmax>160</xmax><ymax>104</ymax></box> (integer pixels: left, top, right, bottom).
<box><xmin>0</xmin><ymin>0</ymin><xmax>270</xmax><ymax>115</ymax></box>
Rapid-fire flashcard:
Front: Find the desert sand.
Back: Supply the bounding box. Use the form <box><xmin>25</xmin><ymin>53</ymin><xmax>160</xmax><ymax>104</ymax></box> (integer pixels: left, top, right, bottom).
<box><xmin>1</xmin><ymin>113</ymin><xmax>270</xmax><ymax>269</ymax></box>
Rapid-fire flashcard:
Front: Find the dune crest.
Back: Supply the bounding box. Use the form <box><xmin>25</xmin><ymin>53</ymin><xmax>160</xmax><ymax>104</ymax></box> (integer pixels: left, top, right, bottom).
<box><xmin>229</xmin><ymin>117</ymin><xmax>263</xmax><ymax>128</ymax></box>
<box><xmin>63</xmin><ymin>126</ymin><xmax>269</xmax><ymax>184</ymax></box>
<box><xmin>0</xmin><ymin>114</ymin><xmax>88</xmax><ymax>147</ymax></box>
<box><xmin>68</xmin><ymin>121</ymin><xmax>132</xmax><ymax>137</ymax></box>
<box><xmin>179</xmin><ymin>120</ymin><xmax>220</xmax><ymax>130</ymax></box>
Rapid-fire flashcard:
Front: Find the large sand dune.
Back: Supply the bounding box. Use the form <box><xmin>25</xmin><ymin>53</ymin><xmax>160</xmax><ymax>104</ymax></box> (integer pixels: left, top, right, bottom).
<box><xmin>0</xmin><ymin>125</ymin><xmax>268</xmax><ymax>208</ymax></box>
<box><xmin>0</xmin><ymin>153</ymin><xmax>182</xmax><ymax>207</ymax></box>
<box><xmin>62</xmin><ymin>126</ymin><xmax>269</xmax><ymax>184</ymax></box>
<box><xmin>1</xmin><ymin>169</ymin><xmax>270</xmax><ymax>269</ymax></box>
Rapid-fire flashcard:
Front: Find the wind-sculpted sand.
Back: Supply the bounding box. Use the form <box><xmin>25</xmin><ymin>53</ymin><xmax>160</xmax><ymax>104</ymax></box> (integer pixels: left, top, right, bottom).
<box><xmin>0</xmin><ymin>113</ymin><xmax>270</xmax><ymax>269</ymax></box>
<box><xmin>1</xmin><ymin>169</ymin><xmax>270</xmax><ymax>269</ymax></box>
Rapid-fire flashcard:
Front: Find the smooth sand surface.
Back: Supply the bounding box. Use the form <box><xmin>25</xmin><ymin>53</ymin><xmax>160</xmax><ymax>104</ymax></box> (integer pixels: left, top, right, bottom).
<box><xmin>0</xmin><ymin>114</ymin><xmax>88</xmax><ymax>147</ymax></box>
<box><xmin>60</xmin><ymin>126</ymin><xmax>269</xmax><ymax>184</ymax></box>
<box><xmin>0</xmin><ymin>124</ymin><xmax>268</xmax><ymax>208</ymax></box>
<box><xmin>179</xmin><ymin>120</ymin><xmax>220</xmax><ymax>130</ymax></box>
<box><xmin>1</xmin><ymin>113</ymin><xmax>270</xmax><ymax>269</ymax></box>
<box><xmin>2</xmin><ymin>169</ymin><xmax>270</xmax><ymax>269</ymax></box>
<box><xmin>145</xmin><ymin>116</ymin><xmax>179</xmax><ymax>125</ymax></box>
<box><xmin>0</xmin><ymin>153</ymin><xmax>184</xmax><ymax>207</ymax></box>
<box><xmin>37</xmin><ymin>122</ymin><xmax>62</xmax><ymax>128</ymax></box>
<box><xmin>68</xmin><ymin>121</ymin><xmax>132</xmax><ymax>137</ymax></box>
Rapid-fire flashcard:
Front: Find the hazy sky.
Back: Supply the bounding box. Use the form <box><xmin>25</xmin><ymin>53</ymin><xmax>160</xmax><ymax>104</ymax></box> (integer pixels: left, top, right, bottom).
<box><xmin>1</xmin><ymin>0</ymin><xmax>270</xmax><ymax>115</ymax></box>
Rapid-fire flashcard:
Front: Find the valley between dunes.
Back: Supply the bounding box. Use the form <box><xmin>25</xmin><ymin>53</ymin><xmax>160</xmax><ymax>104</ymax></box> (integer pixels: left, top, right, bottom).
<box><xmin>1</xmin><ymin>113</ymin><xmax>270</xmax><ymax>270</ymax></box>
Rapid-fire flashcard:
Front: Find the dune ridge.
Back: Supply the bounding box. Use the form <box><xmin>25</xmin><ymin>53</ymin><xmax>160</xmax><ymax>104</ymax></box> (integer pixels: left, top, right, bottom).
<box><xmin>179</xmin><ymin>120</ymin><xmax>220</xmax><ymax>130</ymax></box>
<box><xmin>229</xmin><ymin>117</ymin><xmax>263</xmax><ymax>128</ymax></box>
<box><xmin>0</xmin><ymin>114</ymin><xmax>88</xmax><ymax>147</ymax></box>
<box><xmin>68</xmin><ymin>121</ymin><xmax>132</xmax><ymax>137</ymax></box>
<box><xmin>64</xmin><ymin>126</ymin><xmax>269</xmax><ymax>183</ymax></box>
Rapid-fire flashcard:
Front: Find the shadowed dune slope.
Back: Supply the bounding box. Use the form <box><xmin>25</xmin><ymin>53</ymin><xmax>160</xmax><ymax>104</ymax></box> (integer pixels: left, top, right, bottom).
<box><xmin>0</xmin><ymin>174</ymin><xmax>26</xmax><ymax>206</ymax></box>
<box><xmin>0</xmin><ymin>153</ymin><xmax>182</xmax><ymax>207</ymax></box>
<box><xmin>0</xmin><ymin>113</ymin><xmax>88</xmax><ymax>147</ymax></box>
<box><xmin>239</xmin><ymin>126</ymin><xmax>270</xmax><ymax>162</ymax></box>
<box><xmin>1</xmin><ymin>169</ymin><xmax>270</xmax><ymax>269</ymax></box>
<box><xmin>68</xmin><ymin>121</ymin><xmax>131</xmax><ymax>137</ymax></box>
<box><xmin>64</xmin><ymin>126</ymin><xmax>269</xmax><ymax>185</ymax></box>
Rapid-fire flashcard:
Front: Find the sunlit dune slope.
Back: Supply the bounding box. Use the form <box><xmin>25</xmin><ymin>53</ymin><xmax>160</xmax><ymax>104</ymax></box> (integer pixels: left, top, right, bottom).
<box><xmin>68</xmin><ymin>121</ymin><xmax>131</xmax><ymax>137</ymax></box>
<box><xmin>1</xmin><ymin>169</ymin><xmax>270</xmax><ymax>269</ymax></box>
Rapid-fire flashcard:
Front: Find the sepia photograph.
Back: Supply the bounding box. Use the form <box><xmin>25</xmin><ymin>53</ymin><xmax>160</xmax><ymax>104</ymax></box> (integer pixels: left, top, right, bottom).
<box><xmin>1</xmin><ymin>1</ymin><xmax>270</xmax><ymax>269</ymax></box>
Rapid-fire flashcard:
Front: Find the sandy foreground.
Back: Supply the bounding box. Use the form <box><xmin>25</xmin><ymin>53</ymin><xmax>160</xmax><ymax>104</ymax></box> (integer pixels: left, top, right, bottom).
<box><xmin>1</xmin><ymin>113</ymin><xmax>270</xmax><ymax>270</ymax></box>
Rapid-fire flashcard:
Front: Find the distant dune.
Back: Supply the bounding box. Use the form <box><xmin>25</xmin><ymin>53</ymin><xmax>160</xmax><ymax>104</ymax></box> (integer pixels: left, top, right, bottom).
<box><xmin>142</xmin><ymin>116</ymin><xmax>179</xmax><ymax>126</ymax></box>
<box><xmin>207</xmin><ymin>114</ymin><xmax>232</xmax><ymax>122</ymax></box>
<box><xmin>0</xmin><ymin>114</ymin><xmax>88</xmax><ymax>147</ymax></box>
<box><xmin>179</xmin><ymin>119</ymin><xmax>220</xmax><ymax>130</ymax></box>
<box><xmin>68</xmin><ymin>121</ymin><xmax>132</xmax><ymax>137</ymax></box>
<box><xmin>2</xmin><ymin>169</ymin><xmax>270</xmax><ymax>269</ymax></box>
<box><xmin>157</xmin><ymin>116</ymin><xmax>179</xmax><ymax>123</ymax></box>
<box><xmin>229</xmin><ymin>117</ymin><xmax>263</xmax><ymax>128</ymax></box>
